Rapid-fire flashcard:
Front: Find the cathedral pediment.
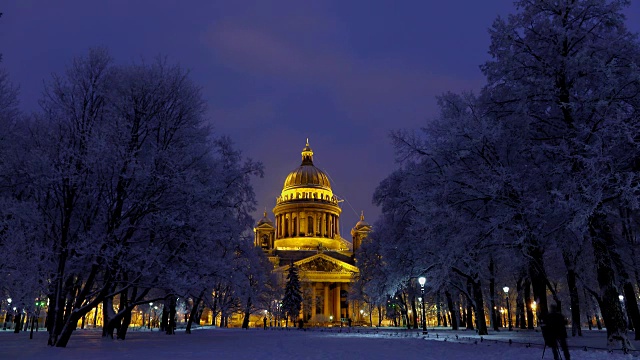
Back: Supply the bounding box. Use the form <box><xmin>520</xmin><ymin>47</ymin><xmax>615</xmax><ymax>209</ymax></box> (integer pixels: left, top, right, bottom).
<box><xmin>275</xmin><ymin>253</ymin><xmax>358</xmax><ymax>275</ymax></box>
<box><xmin>299</xmin><ymin>257</ymin><xmax>344</xmax><ymax>272</ymax></box>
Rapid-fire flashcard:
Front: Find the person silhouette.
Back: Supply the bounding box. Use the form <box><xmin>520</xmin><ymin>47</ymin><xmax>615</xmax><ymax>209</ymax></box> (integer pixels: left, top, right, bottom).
<box><xmin>263</xmin><ymin>316</ymin><xmax>267</xmax><ymax>330</ymax></box>
<box><xmin>542</xmin><ymin>304</ymin><xmax>570</xmax><ymax>360</ymax></box>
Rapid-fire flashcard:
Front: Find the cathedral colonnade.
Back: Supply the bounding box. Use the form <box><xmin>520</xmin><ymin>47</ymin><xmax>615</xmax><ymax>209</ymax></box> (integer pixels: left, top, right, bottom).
<box><xmin>275</xmin><ymin>212</ymin><xmax>340</xmax><ymax>239</ymax></box>
<box><xmin>305</xmin><ymin>282</ymin><xmax>349</xmax><ymax>323</ymax></box>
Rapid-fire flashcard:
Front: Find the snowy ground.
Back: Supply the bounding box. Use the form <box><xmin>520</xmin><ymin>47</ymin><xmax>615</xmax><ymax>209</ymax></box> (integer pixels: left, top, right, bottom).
<box><xmin>1</xmin><ymin>326</ymin><xmax>639</xmax><ymax>359</ymax></box>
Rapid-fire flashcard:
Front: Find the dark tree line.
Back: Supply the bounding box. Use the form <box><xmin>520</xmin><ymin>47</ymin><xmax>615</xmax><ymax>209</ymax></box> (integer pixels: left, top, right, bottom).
<box><xmin>356</xmin><ymin>0</ymin><xmax>640</xmax><ymax>351</ymax></box>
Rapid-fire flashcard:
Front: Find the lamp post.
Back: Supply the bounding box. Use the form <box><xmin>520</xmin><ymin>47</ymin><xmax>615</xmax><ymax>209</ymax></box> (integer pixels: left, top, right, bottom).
<box><xmin>531</xmin><ymin>301</ymin><xmax>537</xmax><ymax>327</ymax></box>
<box><xmin>153</xmin><ymin>306</ymin><xmax>158</xmax><ymax>328</ymax></box>
<box><xmin>418</xmin><ymin>277</ymin><xmax>427</xmax><ymax>335</ymax></box>
<box><xmin>503</xmin><ymin>286</ymin><xmax>512</xmax><ymax>331</ymax></box>
<box><xmin>148</xmin><ymin>303</ymin><xmax>153</xmax><ymax>329</ymax></box>
<box><xmin>2</xmin><ymin>298</ymin><xmax>9</xmax><ymax>330</ymax></box>
<box><xmin>3</xmin><ymin>298</ymin><xmax>11</xmax><ymax>330</ymax></box>
<box><xmin>619</xmin><ymin>295</ymin><xmax>629</xmax><ymax>328</ymax></box>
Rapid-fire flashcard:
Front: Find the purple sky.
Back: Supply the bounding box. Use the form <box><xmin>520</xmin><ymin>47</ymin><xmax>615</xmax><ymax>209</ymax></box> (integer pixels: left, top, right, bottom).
<box><xmin>2</xmin><ymin>1</ymin><xmax>639</xmax><ymax>237</ymax></box>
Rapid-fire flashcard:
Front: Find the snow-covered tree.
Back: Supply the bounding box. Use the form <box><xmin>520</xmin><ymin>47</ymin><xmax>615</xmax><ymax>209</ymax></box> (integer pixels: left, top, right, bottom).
<box><xmin>370</xmin><ymin>0</ymin><xmax>640</xmax><ymax>348</ymax></box>
<box><xmin>282</xmin><ymin>262</ymin><xmax>302</xmax><ymax>327</ymax></box>
<box><xmin>5</xmin><ymin>48</ymin><xmax>263</xmax><ymax>347</ymax></box>
<box><xmin>481</xmin><ymin>0</ymin><xmax>640</xmax><ymax>348</ymax></box>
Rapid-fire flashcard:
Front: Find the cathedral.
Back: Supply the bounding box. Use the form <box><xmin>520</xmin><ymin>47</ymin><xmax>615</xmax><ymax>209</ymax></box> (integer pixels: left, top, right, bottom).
<box><xmin>254</xmin><ymin>140</ymin><xmax>371</xmax><ymax>325</ymax></box>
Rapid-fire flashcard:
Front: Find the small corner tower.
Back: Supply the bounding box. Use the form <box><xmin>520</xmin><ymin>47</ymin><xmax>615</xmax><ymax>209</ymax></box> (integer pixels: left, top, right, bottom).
<box><xmin>351</xmin><ymin>211</ymin><xmax>372</xmax><ymax>253</ymax></box>
<box><xmin>254</xmin><ymin>210</ymin><xmax>276</xmax><ymax>251</ymax></box>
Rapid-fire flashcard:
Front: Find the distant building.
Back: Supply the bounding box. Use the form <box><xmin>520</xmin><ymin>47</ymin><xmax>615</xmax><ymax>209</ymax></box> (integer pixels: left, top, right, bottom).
<box><xmin>254</xmin><ymin>140</ymin><xmax>371</xmax><ymax>325</ymax></box>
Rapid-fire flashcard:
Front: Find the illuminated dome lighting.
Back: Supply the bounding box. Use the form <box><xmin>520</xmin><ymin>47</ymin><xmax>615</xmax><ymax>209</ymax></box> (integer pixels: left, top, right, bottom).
<box><xmin>282</xmin><ymin>139</ymin><xmax>332</xmax><ymax>192</ymax></box>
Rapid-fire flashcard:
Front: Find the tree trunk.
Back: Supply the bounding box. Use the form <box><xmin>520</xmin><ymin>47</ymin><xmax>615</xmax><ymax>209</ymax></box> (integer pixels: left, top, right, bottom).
<box><xmin>160</xmin><ymin>309</ymin><xmax>167</xmax><ymax>331</ymax></box>
<box><xmin>528</xmin><ymin>244</ymin><xmax>549</xmax><ymax>322</ymax></box>
<box><xmin>115</xmin><ymin>286</ymin><xmax>128</xmax><ymax>339</ymax></box>
<box><xmin>48</xmin><ymin>275</ymin><xmax>72</xmax><ymax>345</ymax></box>
<box><xmin>30</xmin><ymin>311</ymin><xmax>37</xmax><ymax>339</ymax></box>
<box><xmin>102</xmin><ymin>297</ymin><xmax>117</xmax><ymax>339</ymax></box>
<box><xmin>166</xmin><ymin>296</ymin><xmax>176</xmax><ymax>335</ymax></box>
<box><xmin>54</xmin><ymin>304</ymin><xmax>93</xmax><ymax>347</ymax></box>
<box><xmin>210</xmin><ymin>294</ymin><xmax>218</xmax><ymax>326</ymax></box>
<box><xmin>583</xmin><ymin>288</ymin><xmax>593</xmax><ymax>331</ymax></box>
<box><xmin>436</xmin><ymin>292</ymin><xmax>441</xmax><ymax>327</ymax></box>
<box><xmin>116</xmin><ymin>284</ymin><xmax>142</xmax><ymax>340</ymax></box>
<box><xmin>411</xmin><ymin>295</ymin><xmax>418</xmax><ymax>329</ymax></box>
<box><xmin>459</xmin><ymin>301</ymin><xmax>466</xmax><ymax>328</ymax></box>
<box><xmin>622</xmin><ymin>282</ymin><xmax>639</xmax><ymax>336</ymax></box>
<box><xmin>377</xmin><ymin>305</ymin><xmax>382</xmax><ymax>327</ymax></box>
<box><xmin>186</xmin><ymin>291</ymin><xmax>204</xmax><ymax>334</ymax></box>
<box><xmin>523</xmin><ymin>278</ymin><xmax>534</xmax><ymax>329</ymax></box>
<box><xmin>616</xmin><ymin>211</ymin><xmax>640</xmax><ymax>339</ymax></box>
<box><xmin>562</xmin><ymin>252</ymin><xmax>582</xmax><ymax>337</ymax></box>
<box><xmin>442</xmin><ymin>303</ymin><xmax>448</xmax><ymax>328</ymax></box>
<box><xmin>472</xmin><ymin>278</ymin><xmax>488</xmax><ymax>335</ymax></box>
<box><xmin>489</xmin><ymin>258</ymin><xmax>498</xmax><ymax>331</ymax></box>
<box><xmin>241</xmin><ymin>297</ymin><xmax>251</xmax><ymax>329</ymax></box>
<box><xmin>589</xmin><ymin>213</ymin><xmax>632</xmax><ymax>350</ymax></box>
<box><xmin>445</xmin><ymin>290</ymin><xmax>458</xmax><ymax>330</ymax></box>
<box><xmin>516</xmin><ymin>276</ymin><xmax>526</xmax><ymax>329</ymax></box>
<box><xmin>116</xmin><ymin>308</ymin><xmax>132</xmax><ymax>340</ymax></box>
<box><xmin>566</xmin><ymin>268</ymin><xmax>582</xmax><ymax>336</ymax></box>
<box><xmin>13</xmin><ymin>308</ymin><xmax>22</xmax><ymax>334</ymax></box>
<box><xmin>465</xmin><ymin>279</ymin><xmax>474</xmax><ymax>331</ymax></box>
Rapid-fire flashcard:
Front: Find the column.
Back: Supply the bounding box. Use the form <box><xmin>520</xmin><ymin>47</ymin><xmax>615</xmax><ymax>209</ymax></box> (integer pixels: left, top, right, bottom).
<box><xmin>289</xmin><ymin>213</ymin><xmax>293</xmax><ymax>238</ymax></box>
<box><xmin>300</xmin><ymin>211</ymin><xmax>304</xmax><ymax>235</ymax></box>
<box><xmin>325</xmin><ymin>213</ymin><xmax>329</xmax><ymax>238</ymax></box>
<box><xmin>336</xmin><ymin>217</ymin><xmax>339</xmax><ymax>237</ymax></box>
<box><xmin>323</xmin><ymin>283</ymin><xmax>330</xmax><ymax>318</ymax></box>
<box><xmin>311</xmin><ymin>285</ymin><xmax>317</xmax><ymax>321</ymax></box>
<box><xmin>277</xmin><ymin>215</ymin><xmax>281</xmax><ymax>238</ymax></box>
<box><xmin>334</xmin><ymin>283</ymin><xmax>341</xmax><ymax>320</ymax></box>
<box><xmin>330</xmin><ymin>215</ymin><xmax>334</xmax><ymax>238</ymax></box>
<box><xmin>321</xmin><ymin>213</ymin><xmax>325</xmax><ymax>237</ymax></box>
<box><xmin>333</xmin><ymin>215</ymin><xmax>337</xmax><ymax>238</ymax></box>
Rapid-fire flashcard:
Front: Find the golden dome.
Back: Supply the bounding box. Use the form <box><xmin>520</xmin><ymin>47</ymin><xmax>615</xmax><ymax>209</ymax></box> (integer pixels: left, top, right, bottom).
<box><xmin>283</xmin><ymin>140</ymin><xmax>332</xmax><ymax>191</ymax></box>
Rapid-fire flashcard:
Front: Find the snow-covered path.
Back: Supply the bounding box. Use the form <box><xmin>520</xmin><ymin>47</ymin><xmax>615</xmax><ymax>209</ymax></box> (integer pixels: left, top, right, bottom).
<box><xmin>0</xmin><ymin>327</ymin><xmax>636</xmax><ymax>359</ymax></box>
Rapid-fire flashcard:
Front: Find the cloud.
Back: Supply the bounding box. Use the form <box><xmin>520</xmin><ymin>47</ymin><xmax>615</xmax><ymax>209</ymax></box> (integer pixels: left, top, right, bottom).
<box><xmin>204</xmin><ymin>17</ymin><xmax>482</xmax><ymax>130</ymax></box>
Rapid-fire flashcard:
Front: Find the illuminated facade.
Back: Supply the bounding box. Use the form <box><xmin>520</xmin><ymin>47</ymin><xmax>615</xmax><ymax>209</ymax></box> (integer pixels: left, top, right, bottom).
<box><xmin>254</xmin><ymin>140</ymin><xmax>371</xmax><ymax>325</ymax></box>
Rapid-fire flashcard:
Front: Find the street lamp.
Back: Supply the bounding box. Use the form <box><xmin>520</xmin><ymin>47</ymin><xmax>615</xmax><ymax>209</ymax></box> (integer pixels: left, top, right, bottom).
<box><xmin>531</xmin><ymin>301</ymin><xmax>537</xmax><ymax>326</ymax></box>
<box><xmin>418</xmin><ymin>276</ymin><xmax>427</xmax><ymax>335</ymax></box>
<box><xmin>3</xmin><ymin>298</ymin><xmax>11</xmax><ymax>331</ymax></box>
<box><xmin>148</xmin><ymin>303</ymin><xmax>153</xmax><ymax>329</ymax></box>
<box><xmin>619</xmin><ymin>295</ymin><xmax>629</xmax><ymax>327</ymax></box>
<box><xmin>503</xmin><ymin>286</ymin><xmax>512</xmax><ymax>331</ymax></box>
<box><xmin>2</xmin><ymin>298</ymin><xmax>8</xmax><ymax>330</ymax></box>
<box><xmin>153</xmin><ymin>306</ymin><xmax>158</xmax><ymax>328</ymax></box>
